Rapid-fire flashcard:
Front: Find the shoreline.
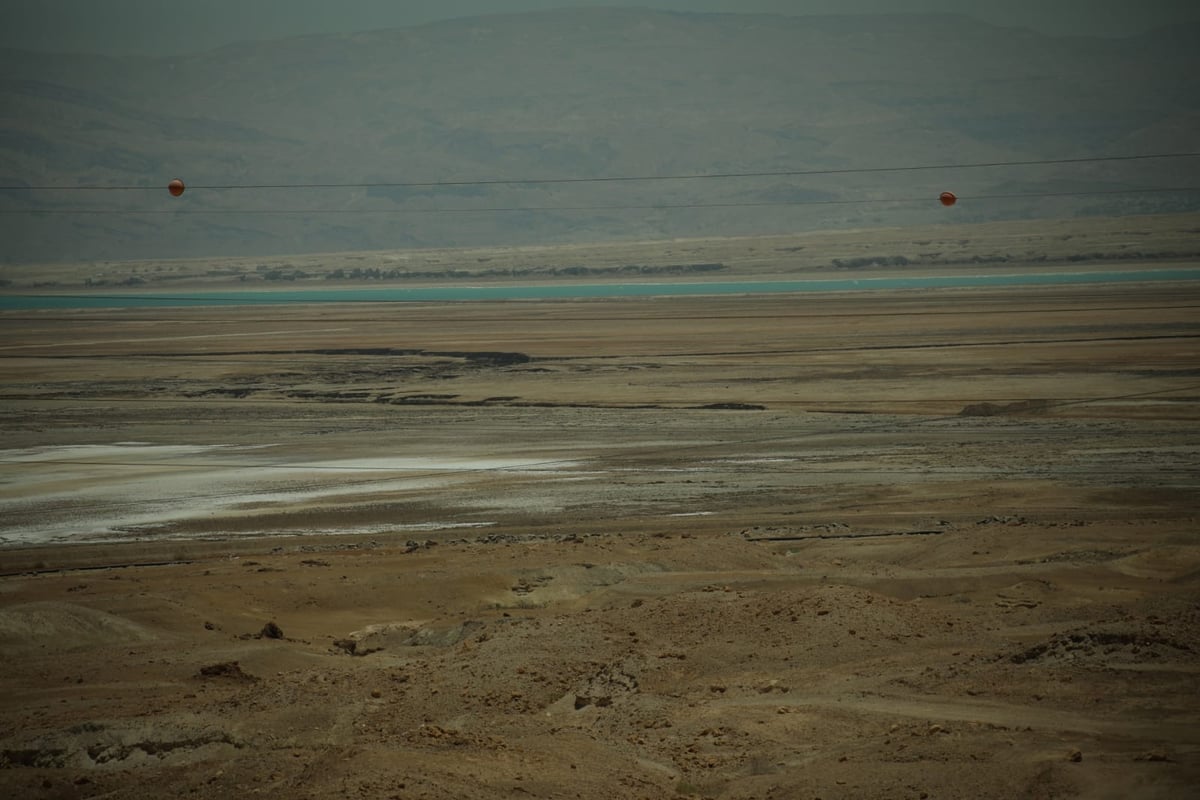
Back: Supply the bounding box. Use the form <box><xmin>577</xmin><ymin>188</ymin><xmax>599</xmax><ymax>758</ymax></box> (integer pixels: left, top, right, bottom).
<box><xmin>3</xmin><ymin>265</ymin><xmax>1199</xmax><ymax>309</ymax></box>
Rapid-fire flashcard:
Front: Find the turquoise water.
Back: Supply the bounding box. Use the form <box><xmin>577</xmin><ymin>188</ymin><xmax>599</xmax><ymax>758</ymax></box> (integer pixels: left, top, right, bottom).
<box><xmin>2</xmin><ymin>268</ymin><xmax>1199</xmax><ymax>309</ymax></box>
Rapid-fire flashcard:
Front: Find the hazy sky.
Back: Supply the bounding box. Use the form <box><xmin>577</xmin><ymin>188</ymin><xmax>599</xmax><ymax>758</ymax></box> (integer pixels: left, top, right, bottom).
<box><xmin>2</xmin><ymin>0</ymin><xmax>1197</xmax><ymax>55</ymax></box>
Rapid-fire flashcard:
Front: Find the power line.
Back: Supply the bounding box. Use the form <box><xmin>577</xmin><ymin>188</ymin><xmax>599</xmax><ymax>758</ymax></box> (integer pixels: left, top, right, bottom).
<box><xmin>3</xmin><ymin>186</ymin><xmax>1198</xmax><ymax>216</ymax></box>
<box><xmin>3</xmin><ymin>151</ymin><xmax>1199</xmax><ymax>192</ymax></box>
<box><xmin>2</xmin><ymin>198</ymin><xmax>922</xmax><ymax>215</ymax></box>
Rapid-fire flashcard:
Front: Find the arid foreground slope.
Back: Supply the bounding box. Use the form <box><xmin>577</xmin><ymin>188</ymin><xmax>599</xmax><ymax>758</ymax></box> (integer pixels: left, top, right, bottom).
<box><xmin>1</xmin><ymin>268</ymin><xmax>1199</xmax><ymax>798</ymax></box>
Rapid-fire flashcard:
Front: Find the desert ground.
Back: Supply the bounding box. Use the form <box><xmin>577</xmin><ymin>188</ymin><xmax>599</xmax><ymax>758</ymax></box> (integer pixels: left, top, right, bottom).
<box><xmin>1</xmin><ymin>220</ymin><xmax>1199</xmax><ymax>799</ymax></box>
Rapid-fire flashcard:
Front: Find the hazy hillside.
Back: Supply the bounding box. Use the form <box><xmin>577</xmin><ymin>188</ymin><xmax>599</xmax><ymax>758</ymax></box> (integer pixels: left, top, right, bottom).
<box><xmin>2</xmin><ymin>9</ymin><xmax>1198</xmax><ymax>263</ymax></box>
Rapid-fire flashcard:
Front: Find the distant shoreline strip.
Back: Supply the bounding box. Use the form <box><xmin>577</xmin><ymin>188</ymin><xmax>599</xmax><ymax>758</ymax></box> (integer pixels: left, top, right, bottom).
<box><xmin>3</xmin><ymin>268</ymin><xmax>1199</xmax><ymax>309</ymax></box>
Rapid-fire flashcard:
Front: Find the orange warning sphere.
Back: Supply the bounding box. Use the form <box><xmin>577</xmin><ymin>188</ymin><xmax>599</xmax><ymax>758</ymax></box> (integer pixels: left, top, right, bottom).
<box><xmin>939</xmin><ymin>191</ymin><xmax>957</xmax><ymax>207</ymax></box>
<box><xmin>168</xmin><ymin>179</ymin><xmax>186</xmax><ymax>197</ymax></box>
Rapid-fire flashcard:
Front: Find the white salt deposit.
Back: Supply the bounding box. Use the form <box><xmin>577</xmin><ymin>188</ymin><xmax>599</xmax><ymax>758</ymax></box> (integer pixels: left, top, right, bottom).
<box><xmin>298</xmin><ymin>456</ymin><xmax>578</xmax><ymax>472</ymax></box>
<box><xmin>0</xmin><ymin>442</ymin><xmax>577</xmax><ymax>546</ymax></box>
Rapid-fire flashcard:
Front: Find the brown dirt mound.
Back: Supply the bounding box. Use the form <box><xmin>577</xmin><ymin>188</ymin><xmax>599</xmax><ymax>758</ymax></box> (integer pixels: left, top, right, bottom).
<box><xmin>0</xmin><ymin>602</ymin><xmax>155</xmax><ymax>654</ymax></box>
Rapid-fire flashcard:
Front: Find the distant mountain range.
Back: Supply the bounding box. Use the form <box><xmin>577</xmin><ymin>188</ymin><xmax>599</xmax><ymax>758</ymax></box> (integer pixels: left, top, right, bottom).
<box><xmin>2</xmin><ymin>9</ymin><xmax>1198</xmax><ymax>263</ymax></box>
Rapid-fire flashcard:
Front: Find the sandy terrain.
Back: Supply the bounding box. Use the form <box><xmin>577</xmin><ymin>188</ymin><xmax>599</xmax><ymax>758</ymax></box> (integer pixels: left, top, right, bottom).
<box><xmin>1</xmin><ymin>230</ymin><xmax>1199</xmax><ymax>798</ymax></box>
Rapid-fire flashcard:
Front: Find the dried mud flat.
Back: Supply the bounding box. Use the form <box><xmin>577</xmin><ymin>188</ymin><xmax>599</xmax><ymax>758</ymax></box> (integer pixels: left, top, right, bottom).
<box><xmin>1</xmin><ymin>253</ymin><xmax>1200</xmax><ymax>798</ymax></box>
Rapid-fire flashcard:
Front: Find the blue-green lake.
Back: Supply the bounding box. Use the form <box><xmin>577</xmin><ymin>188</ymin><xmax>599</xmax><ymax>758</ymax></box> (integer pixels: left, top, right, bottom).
<box><xmin>2</xmin><ymin>268</ymin><xmax>1199</xmax><ymax>309</ymax></box>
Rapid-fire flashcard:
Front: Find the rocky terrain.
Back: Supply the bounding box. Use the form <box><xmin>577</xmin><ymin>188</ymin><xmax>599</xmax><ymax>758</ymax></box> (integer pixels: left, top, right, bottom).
<box><xmin>1</xmin><ymin>222</ymin><xmax>1199</xmax><ymax>797</ymax></box>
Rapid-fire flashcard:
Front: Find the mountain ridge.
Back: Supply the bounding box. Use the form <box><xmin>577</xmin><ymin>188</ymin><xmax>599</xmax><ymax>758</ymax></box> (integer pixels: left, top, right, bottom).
<box><xmin>2</xmin><ymin>9</ymin><xmax>1197</xmax><ymax>263</ymax></box>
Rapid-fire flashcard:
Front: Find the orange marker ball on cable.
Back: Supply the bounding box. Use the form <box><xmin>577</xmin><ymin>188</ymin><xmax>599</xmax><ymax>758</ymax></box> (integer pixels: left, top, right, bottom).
<box><xmin>168</xmin><ymin>179</ymin><xmax>186</xmax><ymax>197</ymax></box>
<box><xmin>939</xmin><ymin>191</ymin><xmax>957</xmax><ymax>207</ymax></box>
